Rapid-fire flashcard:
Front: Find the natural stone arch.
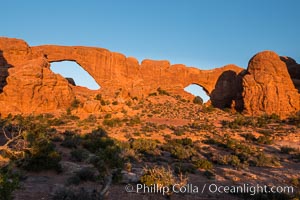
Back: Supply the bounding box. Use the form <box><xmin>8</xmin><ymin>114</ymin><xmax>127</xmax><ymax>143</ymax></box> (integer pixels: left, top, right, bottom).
<box><xmin>184</xmin><ymin>83</ymin><xmax>210</xmax><ymax>103</ymax></box>
<box><xmin>50</xmin><ymin>61</ymin><xmax>101</xmax><ymax>90</ymax></box>
<box><xmin>0</xmin><ymin>37</ymin><xmax>299</xmax><ymax>118</ymax></box>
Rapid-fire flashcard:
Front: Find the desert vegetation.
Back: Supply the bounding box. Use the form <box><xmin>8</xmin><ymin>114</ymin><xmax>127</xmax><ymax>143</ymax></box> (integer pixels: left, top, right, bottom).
<box><xmin>0</xmin><ymin>95</ymin><xmax>299</xmax><ymax>200</ymax></box>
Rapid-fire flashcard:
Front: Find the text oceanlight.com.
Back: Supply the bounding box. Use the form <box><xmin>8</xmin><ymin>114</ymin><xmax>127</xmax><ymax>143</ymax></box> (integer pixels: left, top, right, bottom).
<box><xmin>125</xmin><ymin>183</ymin><xmax>295</xmax><ymax>196</ymax></box>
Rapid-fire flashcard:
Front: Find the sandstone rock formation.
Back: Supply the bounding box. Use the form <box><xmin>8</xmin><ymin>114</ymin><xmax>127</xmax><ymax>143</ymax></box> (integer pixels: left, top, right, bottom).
<box><xmin>242</xmin><ymin>51</ymin><xmax>300</xmax><ymax>118</ymax></box>
<box><xmin>280</xmin><ymin>56</ymin><xmax>300</xmax><ymax>92</ymax></box>
<box><xmin>31</xmin><ymin>45</ymin><xmax>244</xmax><ymax>98</ymax></box>
<box><xmin>0</xmin><ymin>37</ymin><xmax>299</xmax><ymax>118</ymax></box>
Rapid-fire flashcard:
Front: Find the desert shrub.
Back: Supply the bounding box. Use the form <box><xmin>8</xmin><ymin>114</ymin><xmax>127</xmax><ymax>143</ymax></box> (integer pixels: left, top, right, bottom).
<box><xmin>162</xmin><ymin>139</ymin><xmax>196</xmax><ymax>160</ymax></box>
<box><xmin>193</xmin><ymin>96</ymin><xmax>203</xmax><ymax>105</ymax></box>
<box><xmin>112</xmin><ymin>101</ymin><xmax>118</xmax><ymax>105</ymax></box>
<box><xmin>228</xmin><ymin>155</ymin><xmax>241</xmax><ymax>167</ymax></box>
<box><xmin>193</xmin><ymin>159</ymin><xmax>213</xmax><ymax>170</ymax></box>
<box><xmin>251</xmin><ymin>153</ymin><xmax>280</xmax><ymax>167</ymax></box>
<box><xmin>130</xmin><ymin>138</ymin><xmax>160</xmax><ymax>156</ymax></box>
<box><xmin>172</xmin><ymin>128</ymin><xmax>185</xmax><ymax>136</ymax></box>
<box><xmin>104</xmin><ymin>113</ymin><xmax>112</xmax><ymax>119</ymax></box>
<box><xmin>256</xmin><ymin>135</ymin><xmax>273</xmax><ymax>145</ymax></box>
<box><xmin>91</xmin><ymin>146</ymin><xmax>124</xmax><ymax>180</ymax></box>
<box><xmin>241</xmin><ymin>133</ymin><xmax>257</xmax><ymax>142</ymax></box>
<box><xmin>20</xmin><ymin>137</ymin><xmax>62</xmax><ymax>172</ymax></box>
<box><xmin>0</xmin><ymin>165</ymin><xmax>19</xmax><ymax>200</ymax></box>
<box><xmin>203</xmin><ymin>170</ymin><xmax>215</xmax><ymax>179</ymax></box>
<box><xmin>127</xmin><ymin>116</ymin><xmax>141</xmax><ymax>126</ymax></box>
<box><xmin>191</xmin><ymin>122</ymin><xmax>215</xmax><ymax>131</ymax></box>
<box><xmin>148</xmin><ymin>92</ymin><xmax>157</xmax><ymax>96</ymax></box>
<box><xmin>83</xmin><ymin>128</ymin><xmax>124</xmax><ymax>179</ymax></box>
<box><xmin>157</xmin><ymin>87</ymin><xmax>170</xmax><ymax>96</ymax></box>
<box><xmin>213</xmin><ymin>154</ymin><xmax>241</xmax><ymax>167</ymax></box>
<box><xmin>61</xmin><ymin>134</ymin><xmax>81</xmax><ymax>149</ymax></box>
<box><xmin>140</xmin><ymin>122</ymin><xmax>158</xmax><ymax>133</ymax></box>
<box><xmin>256</xmin><ymin>113</ymin><xmax>280</xmax><ymax>127</ymax></box>
<box><xmin>95</xmin><ymin>94</ymin><xmax>102</xmax><ymax>100</ymax></box>
<box><xmin>222</xmin><ymin>115</ymin><xmax>255</xmax><ymax>129</ymax></box>
<box><xmin>290</xmin><ymin>177</ymin><xmax>300</xmax><ymax>186</ymax></box>
<box><xmin>141</xmin><ymin>165</ymin><xmax>187</xmax><ymax>192</ymax></box>
<box><xmin>202</xmin><ymin>105</ymin><xmax>215</xmax><ymax>113</ymax></box>
<box><xmin>70</xmin><ymin>149</ymin><xmax>89</xmax><ymax>162</ymax></box>
<box><xmin>48</xmin><ymin>118</ymin><xmax>65</xmax><ymax>126</ymax></box>
<box><xmin>82</xmin><ymin>128</ymin><xmax>112</xmax><ymax>153</ymax></box>
<box><xmin>102</xmin><ymin>118</ymin><xmax>122</xmax><ymax>127</ymax></box>
<box><xmin>71</xmin><ymin>98</ymin><xmax>81</xmax><ymax>109</ymax></box>
<box><xmin>287</xmin><ymin>111</ymin><xmax>300</xmax><ymax>127</ymax></box>
<box><xmin>174</xmin><ymin>163</ymin><xmax>196</xmax><ymax>174</ymax></box>
<box><xmin>82</xmin><ymin>115</ymin><xmax>97</xmax><ymax>124</ymax></box>
<box><xmin>203</xmin><ymin>137</ymin><xmax>221</xmax><ymax>145</ymax></box>
<box><xmin>280</xmin><ymin>146</ymin><xmax>297</xmax><ymax>154</ymax></box>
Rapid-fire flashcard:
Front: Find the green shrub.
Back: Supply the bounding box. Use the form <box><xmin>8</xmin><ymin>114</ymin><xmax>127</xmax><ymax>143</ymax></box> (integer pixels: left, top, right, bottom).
<box><xmin>149</xmin><ymin>92</ymin><xmax>157</xmax><ymax>96</ymax></box>
<box><xmin>82</xmin><ymin>128</ymin><xmax>112</xmax><ymax>153</ymax></box>
<box><xmin>104</xmin><ymin>113</ymin><xmax>112</xmax><ymax>119</ymax></box>
<box><xmin>157</xmin><ymin>87</ymin><xmax>170</xmax><ymax>96</ymax></box>
<box><xmin>70</xmin><ymin>149</ymin><xmax>89</xmax><ymax>162</ymax></box>
<box><xmin>174</xmin><ymin>163</ymin><xmax>196</xmax><ymax>174</ymax></box>
<box><xmin>71</xmin><ymin>98</ymin><xmax>81</xmax><ymax>109</ymax></box>
<box><xmin>222</xmin><ymin>115</ymin><xmax>255</xmax><ymax>129</ymax></box>
<box><xmin>241</xmin><ymin>133</ymin><xmax>257</xmax><ymax>142</ymax></box>
<box><xmin>251</xmin><ymin>153</ymin><xmax>280</xmax><ymax>167</ymax></box>
<box><xmin>214</xmin><ymin>154</ymin><xmax>241</xmax><ymax>167</ymax></box>
<box><xmin>193</xmin><ymin>159</ymin><xmax>213</xmax><ymax>170</ymax></box>
<box><xmin>193</xmin><ymin>96</ymin><xmax>203</xmax><ymax>105</ymax></box>
<box><xmin>141</xmin><ymin>165</ymin><xmax>187</xmax><ymax>191</ymax></box>
<box><xmin>61</xmin><ymin>134</ymin><xmax>81</xmax><ymax>149</ymax></box>
<box><xmin>202</xmin><ymin>105</ymin><xmax>215</xmax><ymax>113</ymax></box>
<box><xmin>280</xmin><ymin>146</ymin><xmax>297</xmax><ymax>154</ymax></box>
<box><xmin>172</xmin><ymin>128</ymin><xmax>185</xmax><ymax>136</ymax></box>
<box><xmin>257</xmin><ymin>135</ymin><xmax>273</xmax><ymax>145</ymax></box>
<box><xmin>102</xmin><ymin>118</ymin><xmax>122</xmax><ymax>127</ymax></box>
<box><xmin>92</xmin><ymin>145</ymin><xmax>124</xmax><ymax>179</ymax></box>
<box><xmin>20</xmin><ymin>137</ymin><xmax>62</xmax><ymax>172</ymax></box>
<box><xmin>162</xmin><ymin>140</ymin><xmax>196</xmax><ymax>160</ymax></box>
<box><xmin>83</xmin><ymin>128</ymin><xmax>124</xmax><ymax>179</ymax></box>
<box><xmin>82</xmin><ymin>115</ymin><xmax>97</xmax><ymax>124</ymax></box>
<box><xmin>127</xmin><ymin>116</ymin><xmax>141</xmax><ymax>126</ymax></box>
<box><xmin>0</xmin><ymin>165</ymin><xmax>19</xmax><ymax>200</ymax></box>
<box><xmin>256</xmin><ymin>113</ymin><xmax>280</xmax><ymax>127</ymax></box>
<box><xmin>131</xmin><ymin>138</ymin><xmax>159</xmax><ymax>155</ymax></box>
<box><xmin>95</xmin><ymin>94</ymin><xmax>102</xmax><ymax>100</ymax></box>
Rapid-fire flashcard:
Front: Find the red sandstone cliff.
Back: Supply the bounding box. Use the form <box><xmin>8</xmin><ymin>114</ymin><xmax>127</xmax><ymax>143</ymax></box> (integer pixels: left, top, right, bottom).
<box><xmin>0</xmin><ymin>37</ymin><xmax>299</xmax><ymax>118</ymax></box>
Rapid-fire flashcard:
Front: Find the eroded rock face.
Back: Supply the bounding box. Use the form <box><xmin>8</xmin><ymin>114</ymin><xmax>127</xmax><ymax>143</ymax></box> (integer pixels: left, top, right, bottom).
<box><xmin>280</xmin><ymin>56</ymin><xmax>300</xmax><ymax>92</ymax></box>
<box><xmin>242</xmin><ymin>51</ymin><xmax>300</xmax><ymax>118</ymax></box>
<box><xmin>0</xmin><ymin>37</ymin><xmax>299</xmax><ymax>118</ymax></box>
<box><xmin>31</xmin><ymin>45</ymin><xmax>244</xmax><ymax>98</ymax></box>
<box><xmin>0</xmin><ymin>38</ymin><xmax>75</xmax><ymax>115</ymax></box>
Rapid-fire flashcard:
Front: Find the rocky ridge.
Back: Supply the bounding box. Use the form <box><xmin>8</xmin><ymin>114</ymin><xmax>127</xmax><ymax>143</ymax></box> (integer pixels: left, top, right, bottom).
<box><xmin>0</xmin><ymin>37</ymin><xmax>299</xmax><ymax>118</ymax></box>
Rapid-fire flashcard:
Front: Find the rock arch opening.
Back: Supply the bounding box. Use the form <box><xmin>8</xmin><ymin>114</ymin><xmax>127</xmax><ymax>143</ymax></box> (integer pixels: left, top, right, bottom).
<box><xmin>184</xmin><ymin>84</ymin><xmax>210</xmax><ymax>103</ymax></box>
<box><xmin>50</xmin><ymin>61</ymin><xmax>100</xmax><ymax>90</ymax></box>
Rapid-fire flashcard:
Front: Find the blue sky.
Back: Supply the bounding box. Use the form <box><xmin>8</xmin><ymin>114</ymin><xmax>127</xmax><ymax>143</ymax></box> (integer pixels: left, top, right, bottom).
<box><xmin>1</xmin><ymin>0</ymin><xmax>300</xmax><ymax>101</ymax></box>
